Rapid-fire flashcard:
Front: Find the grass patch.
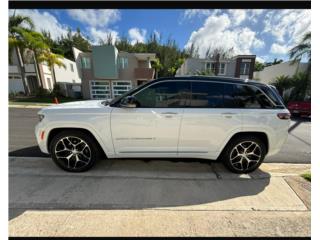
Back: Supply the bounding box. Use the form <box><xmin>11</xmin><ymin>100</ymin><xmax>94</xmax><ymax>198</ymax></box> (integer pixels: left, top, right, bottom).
<box><xmin>9</xmin><ymin>96</ymin><xmax>81</xmax><ymax>104</ymax></box>
<box><xmin>301</xmin><ymin>172</ymin><xmax>311</xmax><ymax>182</ymax></box>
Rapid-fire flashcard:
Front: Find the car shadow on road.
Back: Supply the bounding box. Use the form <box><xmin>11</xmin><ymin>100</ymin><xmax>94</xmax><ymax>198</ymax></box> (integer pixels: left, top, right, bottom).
<box><xmin>9</xmin><ymin>146</ymin><xmax>49</xmax><ymax>158</ymax></box>
<box><xmin>9</xmin><ymin>158</ymin><xmax>271</xmax><ymax>221</ymax></box>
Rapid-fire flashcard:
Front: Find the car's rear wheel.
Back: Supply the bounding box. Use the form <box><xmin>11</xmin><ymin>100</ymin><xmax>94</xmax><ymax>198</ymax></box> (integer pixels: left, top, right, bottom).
<box><xmin>221</xmin><ymin>136</ymin><xmax>266</xmax><ymax>173</ymax></box>
<box><xmin>49</xmin><ymin>130</ymin><xmax>99</xmax><ymax>172</ymax></box>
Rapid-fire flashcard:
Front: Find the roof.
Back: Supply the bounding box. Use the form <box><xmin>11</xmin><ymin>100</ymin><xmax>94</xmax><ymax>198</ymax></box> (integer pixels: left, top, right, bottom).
<box><xmin>154</xmin><ymin>76</ymin><xmax>267</xmax><ymax>87</ymax></box>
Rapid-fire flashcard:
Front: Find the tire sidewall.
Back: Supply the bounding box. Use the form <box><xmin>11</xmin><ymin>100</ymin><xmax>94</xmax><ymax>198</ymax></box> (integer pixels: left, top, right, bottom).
<box><xmin>222</xmin><ymin>136</ymin><xmax>266</xmax><ymax>174</ymax></box>
<box><xmin>50</xmin><ymin>130</ymin><xmax>98</xmax><ymax>172</ymax></box>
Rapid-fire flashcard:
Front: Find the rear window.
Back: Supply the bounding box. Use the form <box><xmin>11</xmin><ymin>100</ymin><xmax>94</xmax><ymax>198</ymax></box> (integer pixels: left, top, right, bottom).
<box><xmin>223</xmin><ymin>84</ymin><xmax>274</xmax><ymax>109</ymax></box>
<box><xmin>260</xmin><ymin>85</ymin><xmax>285</xmax><ymax>107</ymax></box>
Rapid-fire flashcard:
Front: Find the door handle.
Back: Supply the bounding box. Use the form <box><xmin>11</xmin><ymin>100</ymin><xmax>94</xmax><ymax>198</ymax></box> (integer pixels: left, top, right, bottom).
<box><xmin>221</xmin><ymin>112</ymin><xmax>238</xmax><ymax>118</ymax></box>
<box><xmin>221</xmin><ymin>112</ymin><xmax>237</xmax><ymax>115</ymax></box>
<box><xmin>161</xmin><ymin>112</ymin><xmax>178</xmax><ymax>114</ymax></box>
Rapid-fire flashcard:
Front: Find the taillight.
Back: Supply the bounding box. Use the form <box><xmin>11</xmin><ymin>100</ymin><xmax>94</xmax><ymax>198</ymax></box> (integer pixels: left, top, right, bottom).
<box><xmin>277</xmin><ymin>112</ymin><xmax>291</xmax><ymax>120</ymax></box>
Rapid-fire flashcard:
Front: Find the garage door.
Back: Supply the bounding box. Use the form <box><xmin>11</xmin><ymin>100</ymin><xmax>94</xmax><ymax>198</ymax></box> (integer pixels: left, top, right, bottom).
<box><xmin>112</xmin><ymin>81</ymin><xmax>132</xmax><ymax>98</ymax></box>
<box><xmin>90</xmin><ymin>80</ymin><xmax>111</xmax><ymax>99</ymax></box>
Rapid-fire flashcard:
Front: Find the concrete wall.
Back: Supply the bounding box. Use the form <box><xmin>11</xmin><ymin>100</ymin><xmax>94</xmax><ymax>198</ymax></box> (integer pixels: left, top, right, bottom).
<box><xmin>176</xmin><ymin>58</ymin><xmax>205</xmax><ymax>75</ymax></box>
<box><xmin>254</xmin><ymin>62</ymin><xmax>309</xmax><ymax>84</ymax></box>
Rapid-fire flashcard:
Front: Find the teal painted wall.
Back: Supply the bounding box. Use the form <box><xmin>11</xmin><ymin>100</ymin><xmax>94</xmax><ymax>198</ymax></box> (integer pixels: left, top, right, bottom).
<box><xmin>92</xmin><ymin>45</ymin><xmax>118</xmax><ymax>79</ymax></box>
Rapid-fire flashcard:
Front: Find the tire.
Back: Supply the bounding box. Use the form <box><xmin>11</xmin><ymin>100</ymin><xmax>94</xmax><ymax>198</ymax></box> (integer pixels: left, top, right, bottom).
<box><xmin>49</xmin><ymin>130</ymin><xmax>99</xmax><ymax>172</ymax></box>
<box><xmin>221</xmin><ymin>135</ymin><xmax>266</xmax><ymax>174</ymax></box>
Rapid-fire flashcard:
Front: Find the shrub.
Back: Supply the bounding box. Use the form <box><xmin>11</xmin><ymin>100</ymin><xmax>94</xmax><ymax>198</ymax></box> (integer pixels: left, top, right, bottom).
<box><xmin>50</xmin><ymin>83</ymin><xmax>64</xmax><ymax>97</ymax></box>
<box><xmin>35</xmin><ymin>87</ymin><xmax>50</xmax><ymax>97</ymax></box>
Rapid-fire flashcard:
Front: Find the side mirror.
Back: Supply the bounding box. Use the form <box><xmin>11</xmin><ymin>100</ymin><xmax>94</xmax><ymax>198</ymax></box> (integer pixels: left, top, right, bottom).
<box><xmin>120</xmin><ymin>96</ymin><xmax>138</xmax><ymax>108</ymax></box>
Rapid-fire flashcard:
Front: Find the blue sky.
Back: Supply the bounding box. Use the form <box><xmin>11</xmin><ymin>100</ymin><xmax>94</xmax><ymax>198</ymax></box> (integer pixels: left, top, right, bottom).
<box><xmin>11</xmin><ymin>9</ymin><xmax>311</xmax><ymax>62</ymax></box>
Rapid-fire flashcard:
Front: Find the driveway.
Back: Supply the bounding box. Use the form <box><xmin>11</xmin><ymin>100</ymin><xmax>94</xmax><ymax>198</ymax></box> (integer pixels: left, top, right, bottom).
<box><xmin>9</xmin><ymin>157</ymin><xmax>311</xmax><ymax>237</ymax></box>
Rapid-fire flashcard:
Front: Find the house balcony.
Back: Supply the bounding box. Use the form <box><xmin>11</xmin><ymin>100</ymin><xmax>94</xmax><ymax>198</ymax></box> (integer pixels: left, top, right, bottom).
<box><xmin>134</xmin><ymin>67</ymin><xmax>155</xmax><ymax>80</ymax></box>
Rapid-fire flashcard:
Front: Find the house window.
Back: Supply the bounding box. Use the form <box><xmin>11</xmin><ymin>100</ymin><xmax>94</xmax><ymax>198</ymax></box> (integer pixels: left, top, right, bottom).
<box><xmin>90</xmin><ymin>80</ymin><xmax>111</xmax><ymax>99</ymax></box>
<box><xmin>112</xmin><ymin>81</ymin><xmax>132</xmax><ymax>98</ymax></box>
<box><xmin>240</xmin><ymin>62</ymin><xmax>250</xmax><ymax>75</ymax></box>
<box><xmin>205</xmin><ymin>62</ymin><xmax>214</xmax><ymax>72</ymax></box>
<box><xmin>218</xmin><ymin>63</ymin><xmax>226</xmax><ymax>75</ymax></box>
<box><xmin>118</xmin><ymin>57</ymin><xmax>128</xmax><ymax>69</ymax></box>
<box><xmin>81</xmin><ymin>57</ymin><xmax>91</xmax><ymax>69</ymax></box>
<box><xmin>70</xmin><ymin>63</ymin><xmax>74</xmax><ymax>72</ymax></box>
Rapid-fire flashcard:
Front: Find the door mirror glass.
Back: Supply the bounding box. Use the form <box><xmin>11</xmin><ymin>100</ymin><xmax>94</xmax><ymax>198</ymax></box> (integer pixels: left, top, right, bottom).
<box><xmin>120</xmin><ymin>96</ymin><xmax>138</xmax><ymax>108</ymax></box>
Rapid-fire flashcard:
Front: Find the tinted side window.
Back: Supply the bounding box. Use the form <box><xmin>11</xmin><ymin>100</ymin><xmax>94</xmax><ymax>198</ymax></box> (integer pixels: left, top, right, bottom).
<box><xmin>223</xmin><ymin>84</ymin><xmax>274</xmax><ymax>109</ymax></box>
<box><xmin>134</xmin><ymin>81</ymin><xmax>191</xmax><ymax>108</ymax></box>
<box><xmin>190</xmin><ymin>82</ymin><xmax>224</xmax><ymax>108</ymax></box>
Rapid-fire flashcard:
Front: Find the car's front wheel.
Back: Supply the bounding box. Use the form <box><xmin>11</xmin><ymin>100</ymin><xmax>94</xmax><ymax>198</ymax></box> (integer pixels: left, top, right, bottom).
<box><xmin>49</xmin><ymin>130</ymin><xmax>99</xmax><ymax>172</ymax></box>
<box><xmin>221</xmin><ymin>135</ymin><xmax>266</xmax><ymax>173</ymax></box>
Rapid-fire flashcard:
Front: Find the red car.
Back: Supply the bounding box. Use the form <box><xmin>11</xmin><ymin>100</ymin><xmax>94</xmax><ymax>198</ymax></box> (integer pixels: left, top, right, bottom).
<box><xmin>287</xmin><ymin>100</ymin><xmax>311</xmax><ymax>117</ymax></box>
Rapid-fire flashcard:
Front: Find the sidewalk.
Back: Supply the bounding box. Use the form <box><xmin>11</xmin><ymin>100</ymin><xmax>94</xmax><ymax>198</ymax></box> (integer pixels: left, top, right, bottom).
<box><xmin>9</xmin><ymin>158</ymin><xmax>311</xmax><ymax>237</ymax></box>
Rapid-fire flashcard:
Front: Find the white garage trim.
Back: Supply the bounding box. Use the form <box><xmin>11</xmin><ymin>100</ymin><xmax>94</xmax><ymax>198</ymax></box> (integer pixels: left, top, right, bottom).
<box><xmin>90</xmin><ymin>80</ymin><xmax>111</xmax><ymax>99</ymax></box>
<box><xmin>111</xmin><ymin>81</ymin><xmax>132</xmax><ymax>98</ymax></box>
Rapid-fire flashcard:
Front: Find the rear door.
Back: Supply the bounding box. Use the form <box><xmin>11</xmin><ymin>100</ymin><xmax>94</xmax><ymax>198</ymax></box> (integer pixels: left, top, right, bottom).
<box><xmin>178</xmin><ymin>81</ymin><xmax>242</xmax><ymax>159</ymax></box>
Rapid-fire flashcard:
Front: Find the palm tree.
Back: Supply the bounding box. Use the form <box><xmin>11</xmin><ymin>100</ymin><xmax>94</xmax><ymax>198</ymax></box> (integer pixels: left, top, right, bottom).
<box><xmin>18</xmin><ymin>30</ymin><xmax>50</xmax><ymax>88</ymax></box>
<box><xmin>289</xmin><ymin>32</ymin><xmax>311</xmax><ymax>97</ymax></box>
<box><xmin>9</xmin><ymin>13</ymin><xmax>35</xmax><ymax>94</ymax></box>
<box><xmin>37</xmin><ymin>50</ymin><xmax>66</xmax><ymax>88</ymax></box>
<box><xmin>151</xmin><ymin>58</ymin><xmax>163</xmax><ymax>79</ymax></box>
<box><xmin>289</xmin><ymin>32</ymin><xmax>311</xmax><ymax>64</ymax></box>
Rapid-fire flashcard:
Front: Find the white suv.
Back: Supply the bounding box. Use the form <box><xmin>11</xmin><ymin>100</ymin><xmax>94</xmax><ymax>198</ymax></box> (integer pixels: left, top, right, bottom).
<box><xmin>35</xmin><ymin>76</ymin><xmax>290</xmax><ymax>173</ymax></box>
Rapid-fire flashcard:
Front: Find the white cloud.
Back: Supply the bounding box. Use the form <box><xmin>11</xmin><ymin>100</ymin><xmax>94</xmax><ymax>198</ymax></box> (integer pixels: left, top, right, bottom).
<box><xmin>67</xmin><ymin>10</ymin><xmax>120</xmax><ymax>28</ymax></box>
<box><xmin>228</xmin><ymin>10</ymin><xmax>246</xmax><ymax>26</ymax></box>
<box><xmin>89</xmin><ymin>27</ymin><xmax>119</xmax><ymax>45</ymax></box>
<box><xmin>183</xmin><ymin>9</ymin><xmax>214</xmax><ymax>19</ymax></box>
<box><xmin>256</xmin><ymin>56</ymin><xmax>268</xmax><ymax>63</ymax></box>
<box><xmin>263</xmin><ymin>10</ymin><xmax>310</xmax><ymax>44</ymax></box>
<box><xmin>11</xmin><ymin>9</ymin><xmax>69</xmax><ymax>39</ymax></box>
<box><xmin>153</xmin><ymin>30</ymin><xmax>161</xmax><ymax>40</ymax></box>
<box><xmin>128</xmin><ymin>28</ymin><xmax>147</xmax><ymax>44</ymax></box>
<box><xmin>248</xmin><ymin>9</ymin><xmax>265</xmax><ymax>23</ymax></box>
<box><xmin>185</xmin><ymin>13</ymin><xmax>265</xmax><ymax>57</ymax></box>
<box><xmin>270</xmin><ymin>43</ymin><xmax>291</xmax><ymax>55</ymax></box>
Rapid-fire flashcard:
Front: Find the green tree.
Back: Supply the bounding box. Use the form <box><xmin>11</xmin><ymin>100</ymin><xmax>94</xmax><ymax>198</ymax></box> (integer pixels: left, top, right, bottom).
<box><xmin>9</xmin><ymin>13</ymin><xmax>36</xmax><ymax>94</ymax></box>
<box><xmin>289</xmin><ymin>32</ymin><xmax>311</xmax><ymax>98</ymax></box>
<box><xmin>289</xmin><ymin>32</ymin><xmax>311</xmax><ymax>64</ymax></box>
<box><xmin>37</xmin><ymin>50</ymin><xmax>66</xmax><ymax>88</ymax></box>
<box><xmin>271</xmin><ymin>75</ymin><xmax>292</xmax><ymax>96</ymax></box>
<box><xmin>18</xmin><ymin>30</ymin><xmax>50</xmax><ymax>88</ymax></box>
<box><xmin>254</xmin><ymin>61</ymin><xmax>265</xmax><ymax>72</ymax></box>
<box><xmin>151</xmin><ymin>58</ymin><xmax>163</xmax><ymax>79</ymax></box>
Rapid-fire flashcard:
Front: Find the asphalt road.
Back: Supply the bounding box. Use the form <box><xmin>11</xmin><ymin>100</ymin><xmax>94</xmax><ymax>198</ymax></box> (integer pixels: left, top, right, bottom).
<box><xmin>9</xmin><ymin>107</ymin><xmax>311</xmax><ymax>163</ymax></box>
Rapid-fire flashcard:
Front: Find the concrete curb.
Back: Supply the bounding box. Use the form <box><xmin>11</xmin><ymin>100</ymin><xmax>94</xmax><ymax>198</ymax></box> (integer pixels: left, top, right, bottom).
<box><xmin>9</xmin><ymin>104</ymin><xmax>54</xmax><ymax>109</ymax></box>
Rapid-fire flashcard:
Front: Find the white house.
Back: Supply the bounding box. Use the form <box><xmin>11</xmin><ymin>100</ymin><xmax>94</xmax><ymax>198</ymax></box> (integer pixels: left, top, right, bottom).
<box><xmin>9</xmin><ymin>48</ymin><xmax>82</xmax><ymax>97</ymax></box>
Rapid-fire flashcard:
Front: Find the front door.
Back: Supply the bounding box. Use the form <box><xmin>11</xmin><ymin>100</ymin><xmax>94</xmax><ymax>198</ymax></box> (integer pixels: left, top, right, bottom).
<box><xmin>111</xmin><ymin>81</ymin><xmax>190</xmax><ymax>157</ymax></box>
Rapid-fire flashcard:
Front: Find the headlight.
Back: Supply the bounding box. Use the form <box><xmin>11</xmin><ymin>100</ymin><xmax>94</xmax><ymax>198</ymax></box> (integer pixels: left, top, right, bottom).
<box><xmin>38</xmin><ymin>114</ymin><xmax>45</xmax><ymax>122</ymax></box>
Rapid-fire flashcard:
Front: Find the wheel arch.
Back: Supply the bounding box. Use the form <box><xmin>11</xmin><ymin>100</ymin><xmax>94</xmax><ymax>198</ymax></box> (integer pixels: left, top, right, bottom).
<box><xmin>218</xmin><ymin>131</ymin><xmax>269</xmax><ymax>159</ymax></box>
<box><xmin>47</xmin><ymin>127</ymin><xmax>107</xmax><ymax>158</ymax></box>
